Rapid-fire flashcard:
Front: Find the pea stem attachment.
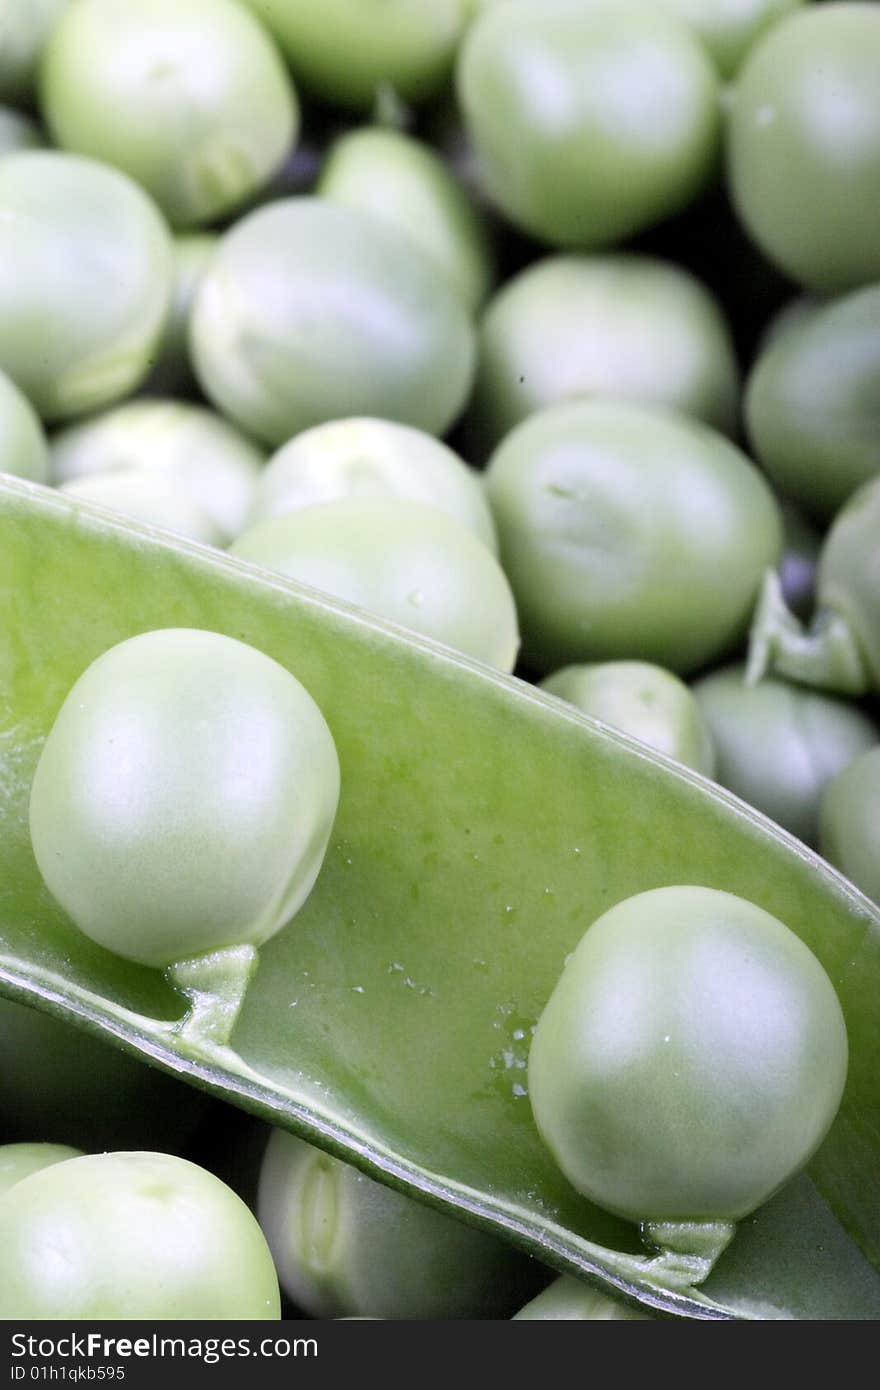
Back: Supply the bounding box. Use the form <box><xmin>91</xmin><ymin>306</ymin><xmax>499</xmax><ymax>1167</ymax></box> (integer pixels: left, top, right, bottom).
<box><xmin>371</xmin><ymin>82</ymin><xmax>411</xmax><ymax>132</ymax></box>
<box><xmin>746</xmin><ymin>569</ymin><xmax>869</xmax><ymax>695</ymax></box>
<box><xmin>640</xmin><ymin>1220</ymin><xmax>736</xmax><ymax>1288</ymax></box>
<box><xmin>166</xmin><ymin>943</ymin><xmax>258</xmax><ymax>1054</ymax></box>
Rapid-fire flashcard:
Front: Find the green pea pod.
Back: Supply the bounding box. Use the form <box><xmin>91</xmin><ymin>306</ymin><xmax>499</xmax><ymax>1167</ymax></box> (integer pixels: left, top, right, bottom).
<box><xmin>1</xmin><ymin>475</ymin><xmax>879</xmax><ymax>1321</ymax></box>
<box><xmin>748</xmin><ymin>477</ymin><xmax>880</xmax><ymax>695</ymax></box>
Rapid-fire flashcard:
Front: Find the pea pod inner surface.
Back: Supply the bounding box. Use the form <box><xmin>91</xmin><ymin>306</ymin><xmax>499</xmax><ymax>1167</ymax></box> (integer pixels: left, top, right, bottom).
<box><xmin>1</xmin><ymin>478</ymin><xmax>878</xmax><ymax>1321</ymax></box>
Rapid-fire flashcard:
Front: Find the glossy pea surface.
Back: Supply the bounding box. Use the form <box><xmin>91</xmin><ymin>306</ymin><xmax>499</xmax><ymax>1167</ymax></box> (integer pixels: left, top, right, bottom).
<box><xmin>51</xmin><ymin>399</ymin><xmax>265</xmax><ymax>545</ymax></box>
<box><xmin>486</xmin><ymin>400</ymin><xmax>782</xmax><ymax>675</ymax></box>
<box><xmin>41</xmin><ymin>0</ymin><xmax>298</xmax><ymax>229</ymax></box>
<box><xmin>693</xmin><ymin>665</ymin><xmax>877</xmax><ymax>847</ymax></box>
<box><xmin>233</xmin><ymin>499</ymin><xmax>519</xmax><ymax>672</ymax></box>
<box><xmin>542</xmin><ymin>661</ymin><xmax>716</xmax><ymax>776</ymax></box>
<box><xmin>0</xmin><ymin>152</ymin><xmax>172</xmax><ymax>422</ymax></box>
<box><xmin>458</xmin><ymin>0</ymin><xmax>720</xmax><ymax>248</ymax></box>
<box><xmin>728</xmin><ymin>5</ymin><xmax>880</xmax><ymax>292</ymax></box>
<box><xmin>471</xmin><ymin>254</ymin><xmax>739</xmax><ymax>453</ymax></box>
<box><xmin>820</xmin><ymin>748</ymin><xmax>880</xmax><ymax>906</ymax></box>
<box><xmin>318</xmin><ymin>126</ymin><xmax>493</xmax><ymax>313</ymax></box>
<box><xmin>190</xmin><ymin>198</ymin><xmax>475</xmax><ymax>448</ymax></box>
<box><xmin>0</xmin><ymin>1152</ymin><xmax>281</xmax><ymax>1319</ymax></box>
<box><xmin>258</xmin><ymin>1129</ymin><xmax>543</xmax><ymax>1319</ymax></box>
<box><xmin>529</xmin><ymin>886</ymin><xmax>849</xmax><ymax>1224</ymax></box>
<box><xmin>29</xmin><ymin>628</ymin><xmax>340</xmax><ymax>969</ymax></box>
<box><xmin>248</xmin><ymin>417</ymin><xmax>496</xmax><ymax>552</ymax></box>
<box><xmin>746</xmin><ymin>283</ymin><xmax>880</xmax><ymax>521</ymax></box>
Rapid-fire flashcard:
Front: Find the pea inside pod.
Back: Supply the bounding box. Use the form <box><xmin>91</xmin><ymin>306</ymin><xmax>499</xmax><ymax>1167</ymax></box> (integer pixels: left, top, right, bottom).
<box><xmin>528</xmin><ymin>886</ymin><xmax>848</xmax><ymax>1280</ymax></box>
<box><xmin>28</xmin><ymin>628</ymin><xmax>340</xmax><ymax>1047</ymax></box>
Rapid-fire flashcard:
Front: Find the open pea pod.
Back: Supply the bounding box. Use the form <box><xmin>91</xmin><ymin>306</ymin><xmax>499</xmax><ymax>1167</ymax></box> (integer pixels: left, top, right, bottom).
<box><xmin>1</xmin><ymin>475</ymin><xmax>879</xmax><ymax>1321</ymax></box>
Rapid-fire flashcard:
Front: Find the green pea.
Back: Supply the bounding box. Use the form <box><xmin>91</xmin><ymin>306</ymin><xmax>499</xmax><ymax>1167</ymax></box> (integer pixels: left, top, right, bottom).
<box><xmin>749</xmin><ymin>475</ymin><xmax>880</xmax><ymax>695</ymax></box>
<box><xmin>470</xmin><ymin>254</ymin><xmax>739</xmax><ymax>454</ymax></box>
<box><xmin>59</xmin><ymin>471</ymin><xmax>225</xmax><ymax>546</ymax></box>
<box><xmin>318</xmin><ymin>126</ymin><xmax>493</xmax><ymax>314</ymax></box>
<box><xmin>542</xmin><ymin>661</ymin><xmax>716</xmax><ymax>776</ymax></box>
<box><xmin>0</xmin><ymin>1143</ymin><xmax>82</xmax><ymax>1197</ymax></box>
<box><xmin>457</xmin><ymin>0</ymin><xmax>720</xmax><ymax>249</ymax></box>
<box><xmin>142</xmin><ymin>233</ymin><xmax>217</xmax><ymax>397</ymax></box>
<box><xmin>728</xmin><ymin>5</ymin><xmax>880</xmax><ymax>292</ymax></box>
<box><xmin>240</xmin><ymin>0</ymin><xmax>470</xmax><ymax>110</ymax></box>
<box><xmin>693</xmin><ymin>664</ymin><xmax>877</xmax><ymax>846</ymax></box>
<box><xmin>0</xmin><ymin>1151</ymin><xmax>281</xmax><ymax>1319</ymax></box>
<box><xmin>0</xmin><ymin>0</ymin><xmax>66</xmax><ymax>105</ymax></box>
<box><xmin>29</xmin><ymin>628</ymin><xmax>340</xmax><ymax>969</ymax></box>
<box><xmin>0</xmin><ymin>107</ymin><xmax>44</xmax><ymax>157</ymax></box>
<box><xmin>247</xmin><ymin>417</ymin><xmax>497</xmax><ymax>553</ymax></box>
<box><xmin>485</xmin><ymin>400</ymin><xmax>782</xmax><ymax>675</ymax></box>
<box><xmin>40</xmin><ymin>0</ymin><xmax>298</xmax><ymax>229</ymax></box>
<box><xmin>653</xmin><ymin>0</ymin><xmax>806</xmax><ymax>79</ymax></box>
<box><xmin>513</xmin><ymin>1275</ymin><xmax>652</xmax><ymax>1320</ymax></box>
<box><xmin>0</xmin><ymin>152</ymin><xmax>172</xmax><ymax>421</ymax></box>
<box><xmin>746</xmin><ymin>283</ymin><xmax>880</xmax><ymax>522</ymax></box>
<box><xmin>233</xmin><ymin>499</ymin><xmax>519</xmax><ymax>672</ymax></box>
<box><xmin>0</xmin><ymin>368</ymin><xmax>49</xmax><ymax>483</ymax></box>
<box><xmin>0</xmin><ymin>998</ymin><xmax>211</xmax><ymax>1153</ymax></box>
<box><xmin>190</xmin><ymin>197</ymin><xmax>476</xmax><ymax>448</ymax></box>
<box><xmin>51</xmin><ymin>399</ymin><xmax>265</xmax><ymax>544</ymax></box>
<box><xmin>257</xmin><ymin>1129</ymin><xmax>543</xmax><ymax>1319</ymax></box>
<box><xmin>820</xmin><ymin>747</ymin><xmax>880</xmax><ymax>905</ymax></box>
<box><xmin>529</xmin><ymin>886</ymin><xmax>848</xmax><ymax>1262</ymax></box>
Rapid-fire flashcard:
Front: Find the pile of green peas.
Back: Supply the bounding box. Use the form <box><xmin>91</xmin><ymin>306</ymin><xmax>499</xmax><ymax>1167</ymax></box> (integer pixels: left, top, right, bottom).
<box><xmin>1</xmin><ymin>0</ymin><xmax>879</xmax><ymax>1321</ymax></box>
